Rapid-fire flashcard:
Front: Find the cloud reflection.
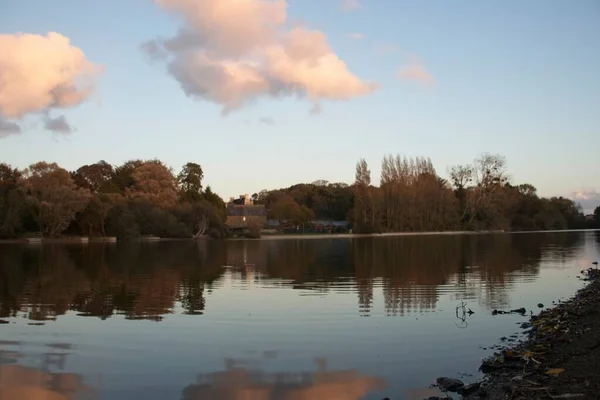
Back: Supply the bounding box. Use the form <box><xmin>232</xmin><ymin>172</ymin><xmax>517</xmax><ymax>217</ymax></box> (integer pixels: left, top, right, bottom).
<box><xmin>0</xmin><ymin>341</ymin><xmax>94</xmax><ymax>400</ymax></box>
<box><xmin>182</xmin><ymin>358</ymin><xmax>385</xmax><ymax>400</ymax></box>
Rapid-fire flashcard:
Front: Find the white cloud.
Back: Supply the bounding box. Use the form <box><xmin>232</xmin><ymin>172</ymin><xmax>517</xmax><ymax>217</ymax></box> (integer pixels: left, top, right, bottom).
<box><xmin>143</xmin><ymin>0</ymin><xmax>377</xmax><ymax>114</ymax></box>
<box><xmin>571</xmin><ymin>189</ymin><xmax>600</xmax><ymax>213</ymax></box>
<box><xmin>0</xmin><ymin>32</ymin><xmax>102</xmax><ymax>137</ymax></box>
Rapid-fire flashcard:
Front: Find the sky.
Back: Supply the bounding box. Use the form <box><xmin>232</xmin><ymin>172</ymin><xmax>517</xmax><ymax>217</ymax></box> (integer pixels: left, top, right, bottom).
<box><xmin>0</xmin><ymin>0</ymin><xmax>599</xmax><ymax>211</ymax></box>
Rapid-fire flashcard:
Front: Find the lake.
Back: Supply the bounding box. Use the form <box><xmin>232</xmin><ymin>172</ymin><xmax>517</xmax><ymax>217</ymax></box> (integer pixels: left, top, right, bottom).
<box><xmin>1</xmin><ymin>231</ymin><xmax>599</xmax><ymax>399</ymax></box>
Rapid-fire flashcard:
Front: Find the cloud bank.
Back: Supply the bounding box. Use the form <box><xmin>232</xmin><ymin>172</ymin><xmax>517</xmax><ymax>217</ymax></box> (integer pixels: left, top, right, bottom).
<box><xmin>0</xmin><ymin>32</ymin><xmax>101</xmax><ymax>137</ymax></box>
<box><xmin>142</xmin><ymin>0</ymin><xmax>377</xmax><ymax>114</ymax></box>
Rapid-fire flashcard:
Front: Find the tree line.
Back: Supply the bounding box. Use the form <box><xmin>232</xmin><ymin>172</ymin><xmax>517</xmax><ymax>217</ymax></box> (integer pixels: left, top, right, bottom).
<box><xmin>0</xmin><ymin>153</ymin><xmax>598</xmax><ymax>239</ymax></box>
<box><xmin>254</xmin><ymin>153</ymin><xmax>599</xmax><ymax>233</ymax></box>
<box><xmin>0</xmin><ymin>160</ymin><xmax>227</xmax><ymax>239</ymax></box>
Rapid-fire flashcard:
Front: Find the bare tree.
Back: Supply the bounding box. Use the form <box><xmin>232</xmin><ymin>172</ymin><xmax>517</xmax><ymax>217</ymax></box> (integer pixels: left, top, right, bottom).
<box><xmin>379</xmin><ymin>154</ymin><xmax>457</xmax><ymax>232</ymax></box>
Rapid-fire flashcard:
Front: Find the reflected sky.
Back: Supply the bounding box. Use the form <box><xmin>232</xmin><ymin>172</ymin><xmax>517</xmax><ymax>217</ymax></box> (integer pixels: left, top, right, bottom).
<box><xmin>0</xmin><ymin>232</ymin><xmax>598</xmax><ymax>399</ymax></box>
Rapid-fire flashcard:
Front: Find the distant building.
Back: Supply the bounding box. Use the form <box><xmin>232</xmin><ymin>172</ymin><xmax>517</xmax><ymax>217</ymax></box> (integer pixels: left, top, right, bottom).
<box><xmin>585</xmin><ymin>214</ymin><xmax>594</xmax><ymax>222</ymax></box>
<box><xmin>226</xmin><ymin>194</ymin><xmax>267</xmax><ymax>230</ymax></box>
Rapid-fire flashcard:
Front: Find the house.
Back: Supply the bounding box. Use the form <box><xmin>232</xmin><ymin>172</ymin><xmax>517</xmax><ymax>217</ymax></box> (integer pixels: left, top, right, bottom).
<box><xmin>226</xmin><ymin>194</ymin><xmax>267</xmax><ymax>230</ymax></box>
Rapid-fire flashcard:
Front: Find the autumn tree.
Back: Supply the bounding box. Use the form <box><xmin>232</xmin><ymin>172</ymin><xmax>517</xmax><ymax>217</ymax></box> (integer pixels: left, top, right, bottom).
<box><xmin>172</xmin><ymin>185</ymin><xmax>227</xmax><ymax>238</ymax></box>
<box><xmin>254</xmin><ymin>189</ymin><xmax>270</xmax><ymax>205</ymax></box>
<box><xmin>20</xmin><ymin>162</ymin><xmax>90</xmax><ymax>237</ymax></box>
<box><xmin>72</xmin><ymin>160</ymin><xmax>114</xmax><ymax>193</ymax></box>
<box><xmin>125</xmin><ymin>160</ymin><xmax>178</xmax><ymax>209</ymax></box>
<box><xmin>271</xmin><ymin>195</ymin><xmax>315</xmax><ymax>226</ymax></box>
<box><xmin>75</xmin><ymin>192</ymin><xmax>124</xmax><ymax>236</ymax></box>
<box><xmin>380</xmin><ymin>155</ymin><xmax>457</xmax><ymax>232</ymax></box>
<box><xmin>202</xmin><ymin>185</ymin><xmax>226</xmax><ymax>220</ymax></box>
<box><xmin>111</xmin><ymin>159</ymin><xmax>144</xmax><ymax>194</ymax></box>
<box><xmin>353</xmin><ymin>158</ymin><xmax>378</xmax><ymax>233</ymax></box>
<box><xmin>0</xmin><ymin>164</ymin><xmax>25</xmax><ymax>238</ymax></box>
<box><xmin>311</xmin><ymin>180</ymin><xmax>329</xmax><ymax>187</ymax></box>
<box><xmin>263</xmin><ymin>183</ymin><xmax>353</xmax><ymax>221</ymax></box>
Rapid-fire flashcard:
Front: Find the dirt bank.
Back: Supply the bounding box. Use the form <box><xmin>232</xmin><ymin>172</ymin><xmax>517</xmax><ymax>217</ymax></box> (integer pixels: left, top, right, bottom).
<box><xmin>432</xmin><ymin>267</ymin><xmax>600</xmax><ymax>400</ymax></box>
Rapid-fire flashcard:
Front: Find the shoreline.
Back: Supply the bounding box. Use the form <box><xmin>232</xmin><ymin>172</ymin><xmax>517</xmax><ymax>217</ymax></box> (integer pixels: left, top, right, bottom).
<box><xmin>432</xmin><ymin>267</ymin><xmax>600</xmax><ymax>400</ymax></box>
<box><xmin>257</xmin><ymin>230</ymin><xmax>503</xmax><ymax>241</ymax></box>
<box><xmin>258</xmin><ymin>229</ymin><xmax>599</xmax><ymax>241</ymax></box>
<box><xmin>0</xmin><ymin>229</ymin><xmax>598</xmax><ymax>244</ymax></box>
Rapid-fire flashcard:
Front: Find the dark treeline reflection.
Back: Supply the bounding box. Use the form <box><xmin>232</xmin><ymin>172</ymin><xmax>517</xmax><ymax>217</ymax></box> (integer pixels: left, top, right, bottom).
<box><xmin>0</xmin><ymin>233</ymin><xmax>585</xmax><ymax>322</ymax></box>
<box><xmin>0</xmin><ymin>241</ymin><xmax>227</xmax><ymax>322</ymax></box>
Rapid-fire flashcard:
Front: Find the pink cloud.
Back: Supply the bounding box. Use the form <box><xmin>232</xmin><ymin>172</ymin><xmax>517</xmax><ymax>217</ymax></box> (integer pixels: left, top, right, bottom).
<box><xmin>0</xmin><ymin>32</ymin><xmax>101</xmax><ymax>136</ymax></box>
<box><xmin>144</xmin><ymin>0</ymin><xmax>377</xmax><ymax>114</ymax></box>
<box><xmin>341</xmin><ymin>0</ymin><xmax>361</xmax><ymax>12</ymax></box>
<box><xmin>396</xmin><ymin>59</ymin><xmax>435</xmax><ymax>86</ymax></box>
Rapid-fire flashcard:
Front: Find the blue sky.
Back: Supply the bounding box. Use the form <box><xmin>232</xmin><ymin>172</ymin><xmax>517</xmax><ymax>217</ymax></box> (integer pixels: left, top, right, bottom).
<box><xmin>1</xmin><ymin>0</ymin><xmax>599</xmax><ymax>209</ymax></box>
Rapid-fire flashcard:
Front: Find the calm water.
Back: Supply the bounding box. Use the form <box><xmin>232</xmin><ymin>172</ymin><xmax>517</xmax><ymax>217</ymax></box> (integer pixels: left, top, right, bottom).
<box><xmin>1</xmin><ymin>232</ymin><xmax>599</xmax><ymax>400</ymax></box>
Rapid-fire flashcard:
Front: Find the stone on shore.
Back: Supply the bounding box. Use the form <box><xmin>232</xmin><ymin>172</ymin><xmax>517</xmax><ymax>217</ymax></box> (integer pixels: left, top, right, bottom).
<box><xmin>457</xmin><ymin>382</ymin><xmax>481</xmax><ymax>396</ymax></box>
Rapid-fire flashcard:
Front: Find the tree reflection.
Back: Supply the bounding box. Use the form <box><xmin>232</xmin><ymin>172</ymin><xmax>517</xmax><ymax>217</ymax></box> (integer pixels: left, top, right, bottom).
<box><xmin>0</xmin><ymin>241</ymin><xmax>226</xmax><ymax>322</ymax></box>
<box><xmin>0</xmin><ymin>232</ymin><xmax>588</xmax><ymax>322</ymax></box>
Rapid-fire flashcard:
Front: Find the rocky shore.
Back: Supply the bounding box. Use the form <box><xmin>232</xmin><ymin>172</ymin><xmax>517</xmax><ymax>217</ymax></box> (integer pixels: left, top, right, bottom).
<box><xmin>428</xmin><ymin>267</ymin><xmax>600</xmax><ymax>400</ymax></box>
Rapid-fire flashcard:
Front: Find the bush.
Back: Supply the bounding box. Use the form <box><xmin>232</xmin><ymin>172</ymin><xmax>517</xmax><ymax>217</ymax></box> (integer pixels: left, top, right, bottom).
<box><xmin>106</xmin><ymin>206</ymin><xmax>139</xmax><ymax>240</ymax></box>
<box><xmin>243</xmin><ymin>223</ymin><xmax>261</xmax><ymax>239</ymax></box>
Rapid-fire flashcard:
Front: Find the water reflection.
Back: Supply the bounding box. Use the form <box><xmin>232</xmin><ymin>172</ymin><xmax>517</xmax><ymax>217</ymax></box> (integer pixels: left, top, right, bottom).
<box><xmin>0</xmin><ymin>232</ymin><xmax>588</xmax><ymax>323</ymax></box>
<box><xmin>182</xmin><ymin>357</ymin><xmax>385</xmax><ymax>400</ymax></box>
